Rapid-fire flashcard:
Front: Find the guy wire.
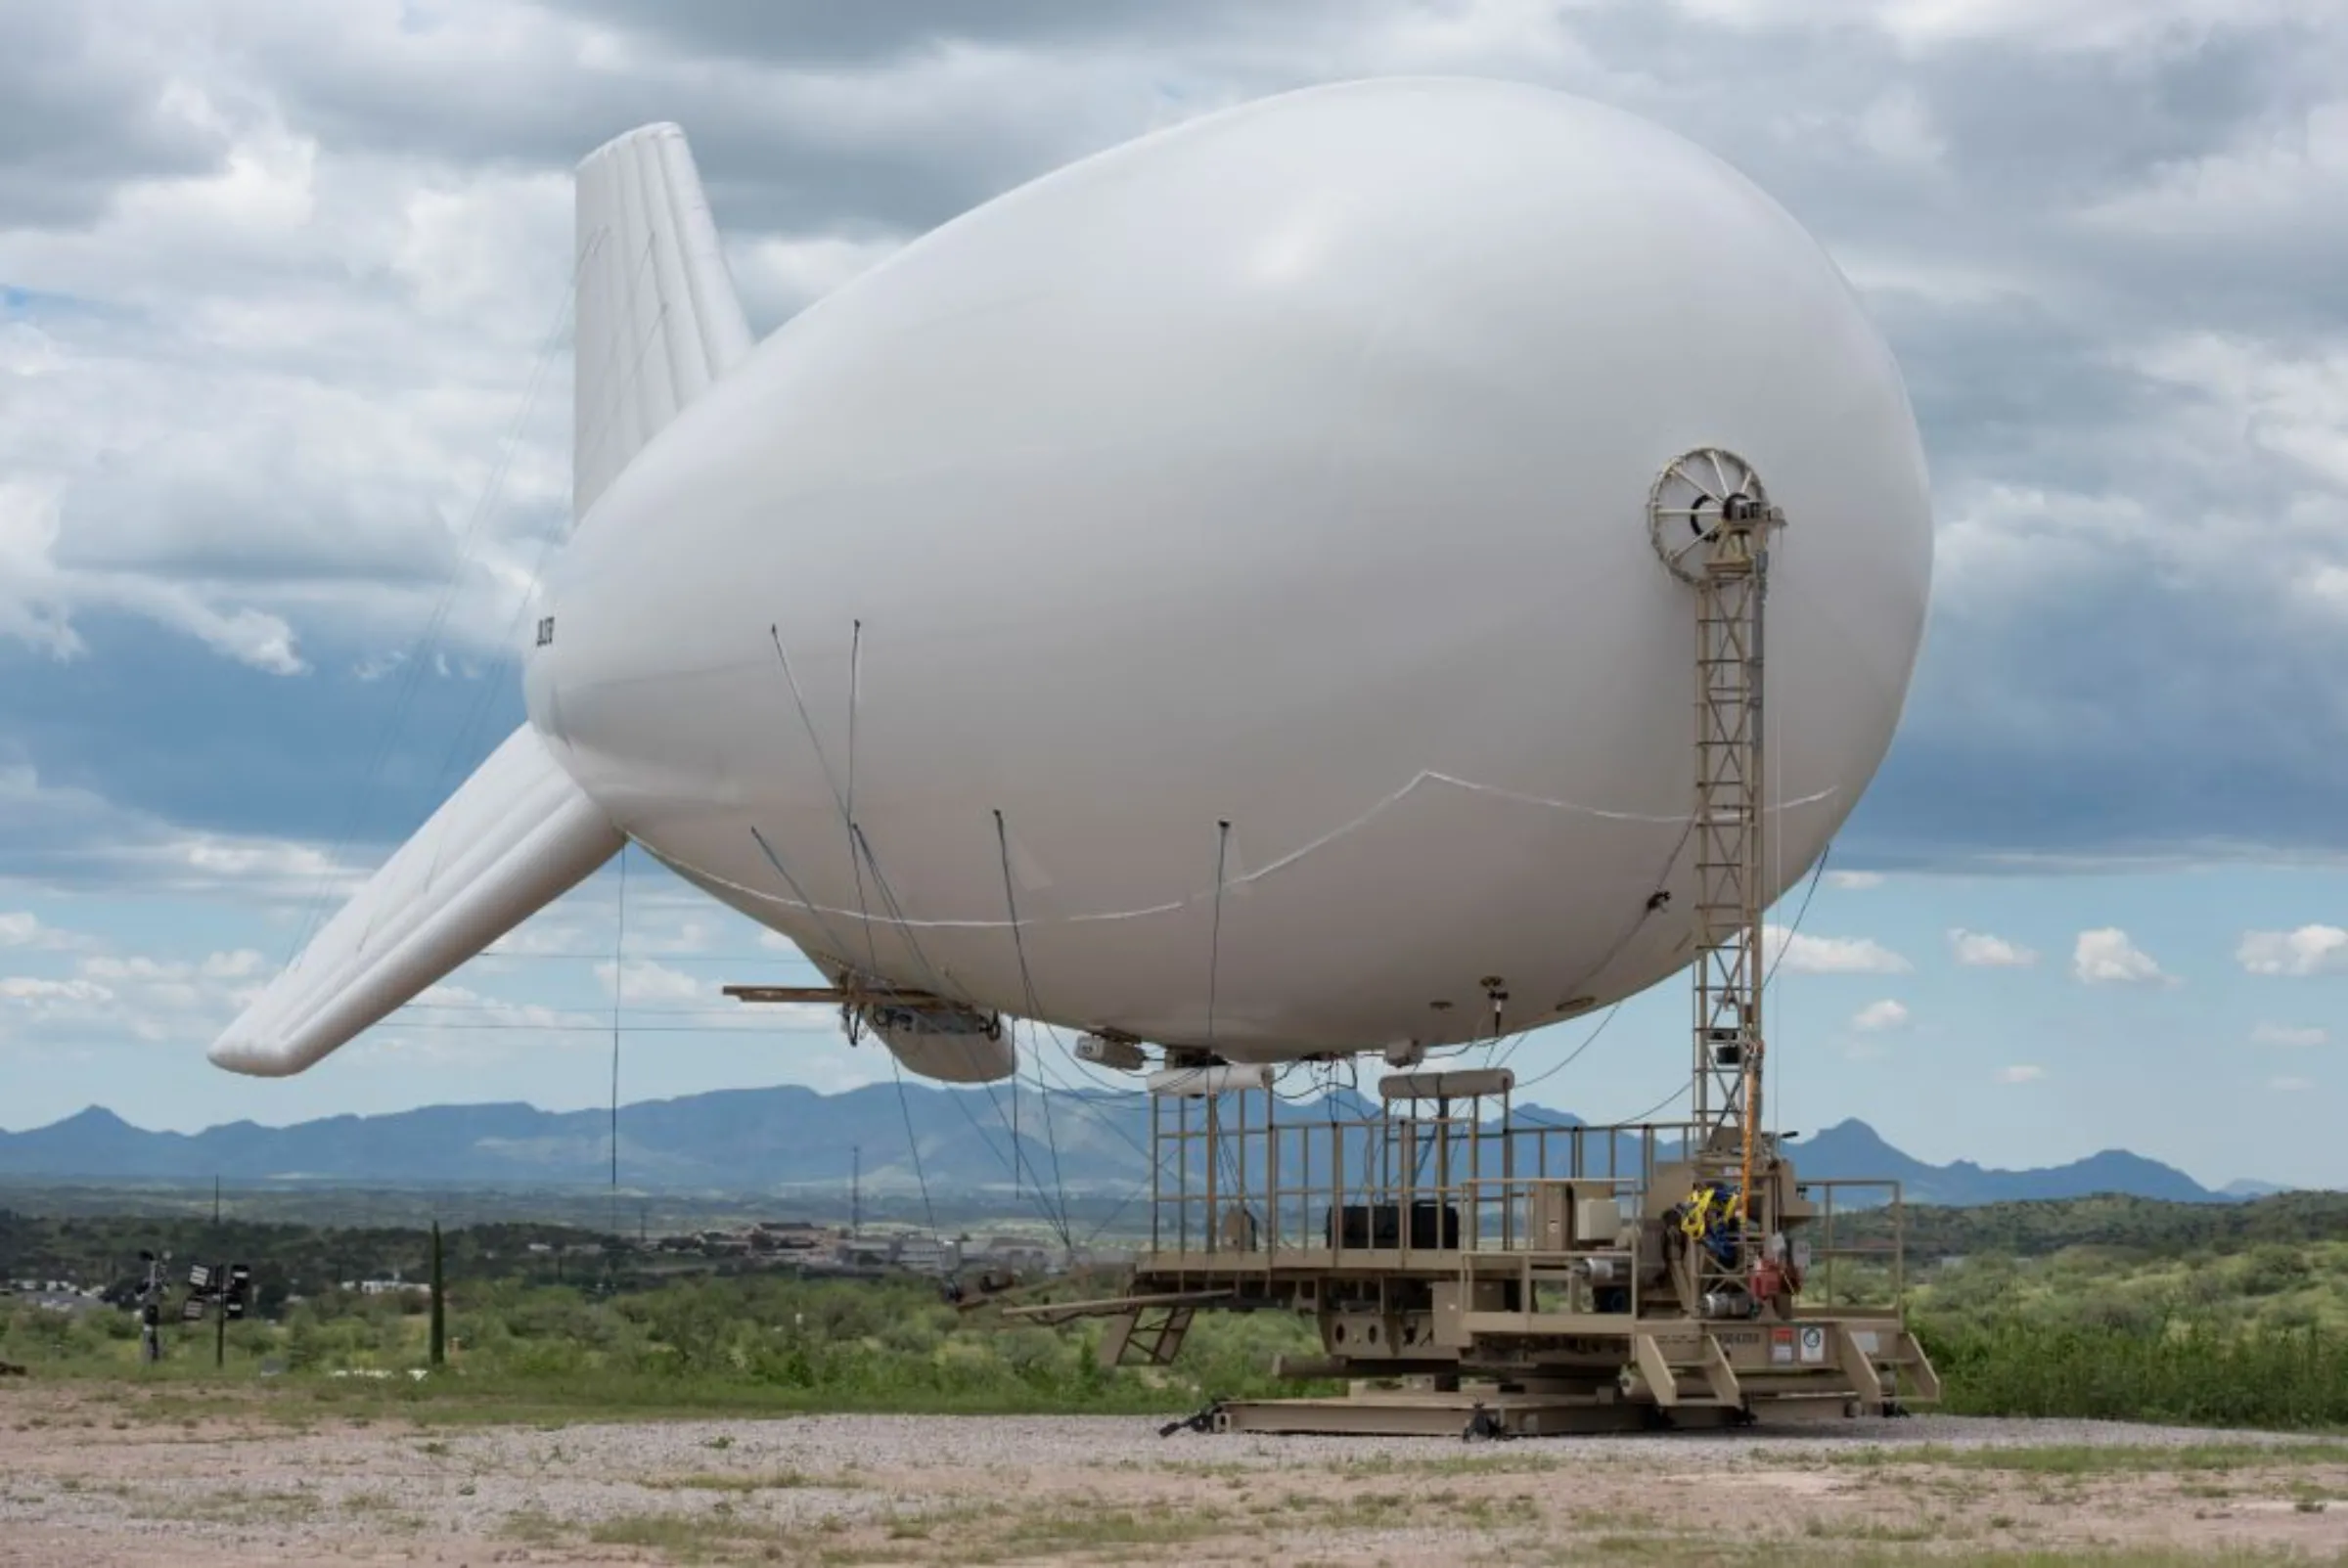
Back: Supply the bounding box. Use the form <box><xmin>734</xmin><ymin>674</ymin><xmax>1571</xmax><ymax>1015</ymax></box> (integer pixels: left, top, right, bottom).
<box><xmin>609</xmin><ymin>841</ymin><xmax>628</xmax><ymax>1237</ymax></box>
<box><xmin>995</xmin><ymin>811</ymin><xmax>1071</xmax><ymax>1248</ymax></box>
<box><xmin>1206</xmin><ymin>821</ymin><xmax>1231</xmax><ymax>1043</ymax></box>
<box><xmin>888</xmin><ymin>1053</ymin><xmax>937</xmax><ymax>1232</ymax></box>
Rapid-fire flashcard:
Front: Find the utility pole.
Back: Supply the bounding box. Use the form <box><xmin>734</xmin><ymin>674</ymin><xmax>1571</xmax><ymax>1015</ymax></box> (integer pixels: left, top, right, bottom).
<box><xmin>429</xmin><ymin>1223</ymin><xmax>446</xmax><ymax>1367</ymax></box>
<box><xmin>136</xmin><ymin>1251</ymin><xmax>162</xmax><ymax>1366</ymax></box>
<box><xmin>850</xmin><ymin>1145</ymin><xmax>862</xmax><ymax>1237</ymax></box>
<box><xmin>210</xmin><ymin>1176</ymin><xmax>225</xmax><ymax>1367</ymax></box>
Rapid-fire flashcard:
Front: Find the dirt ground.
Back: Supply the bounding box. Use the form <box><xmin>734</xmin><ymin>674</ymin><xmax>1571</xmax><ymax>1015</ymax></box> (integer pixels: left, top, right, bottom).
<box><xmin>5</xmin><ymin>1384</ymin><xmax>2348</xmax><ymax>1565</ymax></box>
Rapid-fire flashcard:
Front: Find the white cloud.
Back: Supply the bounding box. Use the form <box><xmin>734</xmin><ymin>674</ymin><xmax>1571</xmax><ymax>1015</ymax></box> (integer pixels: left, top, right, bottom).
<box><xmin>80</xmin><ymin>949</ymin><xmax>269</xmax><ymax>989</ymax></box>
<box><xmin>1764</xmin><ymin>925</ymin><xmax>1913</xmax><ymax>975</ymax></box>
<box><xmin>0</xmin><ymin>912</ymin><xmax>88</xmax><ymax>951</ymax></box>
<box><xmin>34</xmin><ymin>946</ymin><xmax>286</xmax><ymax>1034</ymax></box>
<box><xmin>1851</xmin><ymin>999</ymin><xmax>1910</xmax><ymax>1032</ymax></box>
<box><xmin>80</xmin><ymin>955</ymin><xmax>189</xmax><ymax>983</ymax></box>
<box><xmin>1825</xmin><ymin>871</ymin><xmax>1885</xmax><ymax>890</ymax></box>
<box><xmin>2237</xmin><ymin>925</ymin><xmax>2348</xmax><ymax>977</ymax></box>
<box><xmin>2085</xmin><ymin>101</ymin><xmax>2348</xmax><ymax>253</ymax></box>
<box><xmin>2253</xmin><ymin>1022</ymin><xmax>2328</xmax><ymax>1048</ymax></box>
<box><xmin>1949</xmin><ymin>928</ymin><xmax>2038</xmax><ymax>967</ymax></box>
<box><xmin>480</xmin><ymin>916</ymin><xmax>602</xmax><ymax>959</ymax></box>
<box><xmin>727</xmin><ymin>233</ymin><xmax>909</xmax><ymax>328</ymax></box>
<box><xmin>0</xmin><ymin>976</ymin><xmax>113</xmax><ymax>1004</ymax></box>
<box><xmin>110</xmin><ymin>841</ymin><xmax>364</xmax><ymax>910</ymax></box>
<box><xmin>2271</xmin><ymin>1075</ymin><xmax>2317</xmax><ymax>1093</ymax></box>
<box><xmin>1996</xmin><ymin>1064</ymin><xmax>2046</xmax><ymax>1085</ymax></box>
<box><xmin>1860</xmin><ymin>0</ymin><xmax>2344</xmax><ymax>54</ymax></box>
<box><xmin>0</xmin><ymin>89</ymin><xmax>571</xmax><ymax>673</ymax></box>
<box><xmin>2130</xmin><ymin>336</ymin><xmax>2348</xmax><ymax>503</ymax></box>
<box><xmin>634</xmin><ymin>918</ymin><xmax>721</xmax><ymax>957</ymax></box>
<box><xmin>597</xmin><ymin>958</ymin><xmax>702</xmax><ymax>1005</ymax></box>
<box><xmin>408</xmin><ymin>982</ymin><xmax>598</xmax><ymax>1032</ymax></box>
<box><xmin>0</xmin><ymin>476</ymin><xmax>307</xmax><ymax>675</ymax></box>
<box><xmin>0</xmin><ymin>763</ymin><xmax>398</xmax><ymax>915</ymax></box>
<box><xmin>202</xmin><ymin>949</ymin><xmax>265</xmax><ymax>980</ymax></box>
<box><xmin>2072</xmin><ymin>928</ymin><xmax>2173</xmax><ymax>986</ymax></box>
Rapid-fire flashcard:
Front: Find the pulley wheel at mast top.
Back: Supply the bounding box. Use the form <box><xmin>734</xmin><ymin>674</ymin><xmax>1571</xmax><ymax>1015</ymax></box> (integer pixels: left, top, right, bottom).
<box><xmin>1647</xmin><ymin>446</ymin><xmax>1767</xmax><ymax>585</ymax></box>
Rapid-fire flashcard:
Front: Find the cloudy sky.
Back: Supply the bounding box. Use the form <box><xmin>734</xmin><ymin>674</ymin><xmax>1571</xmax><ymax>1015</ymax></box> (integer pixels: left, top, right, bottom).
<box><xmin>2</xmin><ymin>0</ymin><xmax>2345</xmax><ymax>1190</ymax></box>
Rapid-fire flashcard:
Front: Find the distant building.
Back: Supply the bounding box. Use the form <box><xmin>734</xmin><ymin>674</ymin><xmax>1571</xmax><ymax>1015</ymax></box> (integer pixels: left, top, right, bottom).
<box><xmin>820</xmin><ymin>1231</ymin><xmax>961</xmax><ymax>1277</ymax></box>
<box><xmin>835</xmin><ymin>1235</ymin><xmax>895</xmax><ymax>1271</ymax></box>
<box><xmin>891</xmin><ymin>1233</ymin><xmax>962</xmax><ymax>1277</ymax></box>
<box><xmin>969</xmin><ymin>1235</ymin><xmax>1054</xmax><ymax>1274</ymax></box>
<box><xmin>11</xmin><ymin>1289</ymin><xmax>101</xmax><ymax>1315</ymax></box>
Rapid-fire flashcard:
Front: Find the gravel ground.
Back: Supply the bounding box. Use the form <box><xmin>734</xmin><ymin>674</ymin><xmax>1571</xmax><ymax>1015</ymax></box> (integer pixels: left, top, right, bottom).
<box><xmin>5</xmin><ymin>1387</ymin><xmax>2347</xmax><ymax>1565</ymax></box>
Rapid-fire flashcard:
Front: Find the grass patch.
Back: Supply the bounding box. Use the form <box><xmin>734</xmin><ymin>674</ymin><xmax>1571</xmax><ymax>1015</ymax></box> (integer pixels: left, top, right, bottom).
<box><xmin>498</xmin><ymin>1507</ymin><xmax>564</xmax><ymax>1545</ymax></box>
<box><xmin>1833</xmin><ymin>1442</ymin><xmax>2348</xmax><ymax>1475</ymax></box>
<box><xmin>643</xmin><ymin>1469</ymin><xmax>847</xmax><ymax>1493</ymax></box>
<box><xmin>147</xmin><ymin>1485</ymin><xmax>324</xmax><ymax>1526</ymax></box>
<box><xmin>587</xmin><ymin>1509</ymin><xmax>793</xmax><ymax>1563</ymax></box>
<box><xmin>1335</xmin><ymin>1450</ymin><xmax>1566</xmax><ymax>1479</ymax></box>
<box><xmin>1805</xmin><ymin>1517</ymin><xmax>1947</xmax><ymax>1543</ymax></box>
<box><xmin>1556</xmin><ymin>1543</ymin><xmax>2322</xmax><ymax>1568</ymax></box>
<box><xmin>980</xmin><ymin>1502</ymin><xmax>1229</xmax><ymax>1559</ymax></box>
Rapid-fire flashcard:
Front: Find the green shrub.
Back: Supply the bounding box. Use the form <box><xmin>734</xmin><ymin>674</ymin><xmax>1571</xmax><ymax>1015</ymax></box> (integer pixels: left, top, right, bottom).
<box><xmin>1922</xmin><ymin>1317</ymin><xmax>2348</xmax><ymax>1429</ymax></box>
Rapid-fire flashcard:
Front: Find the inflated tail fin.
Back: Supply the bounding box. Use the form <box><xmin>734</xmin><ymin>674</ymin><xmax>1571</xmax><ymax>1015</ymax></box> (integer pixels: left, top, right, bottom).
<box><xmin>211</xmin><ymin>122</ymin><xmax>741</xmax><ymax>1076</ymax></box>
<box><xmin>572</xmin><ymin>122</ymin><xmax>754</xmax><ymax>520</ymax></box>
<box><xmin>209</xmin><ymin>725</ymin><xmax>622</xmax><ymax>1077</ymax></box>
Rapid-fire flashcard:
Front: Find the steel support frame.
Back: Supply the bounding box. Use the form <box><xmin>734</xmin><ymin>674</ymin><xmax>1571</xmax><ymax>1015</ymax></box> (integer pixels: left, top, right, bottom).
<box><xmin>1687</xmin><ymin>495</ymin><xmax>1784</xmax><ymax>1223</ymax></box>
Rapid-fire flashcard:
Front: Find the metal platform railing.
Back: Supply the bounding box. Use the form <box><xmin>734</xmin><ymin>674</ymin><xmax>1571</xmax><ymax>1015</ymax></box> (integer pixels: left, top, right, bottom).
<box><xmin>1144</xmin><ymin>1081</ymin><xmax>1701</xmax><ymax>1268</ymax></box>
<box><xmin>1139</xmin><ymin>1083</ymin><xmax>1909</xmax><ymax>1314</ymax></box>
<box><xmin>1795</xmin><ymin>1176</ymin><xmax>1908</xmax><ymax>1306</ymax></box>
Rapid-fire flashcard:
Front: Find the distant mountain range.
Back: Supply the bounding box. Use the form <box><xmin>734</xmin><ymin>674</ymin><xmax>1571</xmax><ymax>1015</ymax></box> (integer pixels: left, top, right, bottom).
<box><xmin>2223</xmin><ymin>1179</ymin><xmax>2294</xmax><ymax>1199</ymax></box>
<box><xmin>0</xmin><ymin>1084</ymin><xmax>2278</xmax><ymax>1208</ymax></box>
<box><xmin>1784</xmin><ymin>1119</ymin><xmax>2235</xmax><ymax>1207</ymax></box>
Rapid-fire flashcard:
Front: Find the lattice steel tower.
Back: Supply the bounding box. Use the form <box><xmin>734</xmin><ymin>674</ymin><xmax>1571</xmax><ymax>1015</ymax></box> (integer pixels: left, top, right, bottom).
<box><xmin>1648</xmin><ymin>449</ymin><xmax>1785</xmax><ymax>1209</ymax></box>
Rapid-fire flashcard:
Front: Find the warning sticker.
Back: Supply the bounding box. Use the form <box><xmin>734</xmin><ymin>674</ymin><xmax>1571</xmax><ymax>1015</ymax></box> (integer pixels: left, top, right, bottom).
<box><xmin>1798</xmin><ymin>1325</ymin><xmax>1828</xmax><ymax>1365</ymax></box>
<box><xmin>1770</xmin><ymin>1327</ymin><xmax>1794</xmax><ymax>1366</ymax></box>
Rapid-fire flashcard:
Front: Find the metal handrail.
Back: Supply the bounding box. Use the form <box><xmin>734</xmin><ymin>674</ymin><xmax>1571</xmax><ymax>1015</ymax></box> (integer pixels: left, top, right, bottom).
<box><xmin>1146</xmin><ymin>1087</ymin><xmax>1703</xmax><ymax>1269</ymax></box>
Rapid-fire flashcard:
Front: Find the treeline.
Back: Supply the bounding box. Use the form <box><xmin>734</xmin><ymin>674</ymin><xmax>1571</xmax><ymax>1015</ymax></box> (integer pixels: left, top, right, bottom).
<box><xmin>1915</xmin><ymin>1239</ymin><xmax>2348</xmax><ymax>1338</ymax></box>
<box><xmin>17</xmin><ymin>1265</ymin><xmax>2348</xmax><ymax>1430</ymax></box>
<box><xmin>0</xmin><ymin>1182</ymin><xmax>1009</xmax><ymax>1233</ymax></box>
<box><xmin>1922</xmin><ymin>1319</ymin><xmax>2348</xmax><ymax>1428</ymax></box>
<box><xmin>1833</xmin><ymin>1188</ymin><xmax>2348</xmax><ymax>1261</ymax></box>
<box><xmin>0</xmin><ymin>1273</ymin><xmax>1318</xmax><ymax>1412</ymax></box>
<box><xmin>0</xmin><ymin>1210</ymin><xmax>616</xmax><ymax>1307</ymax></box>
<box><xmin>17</xmin><ymin>1190</ymin><xmax>2348</xmax><ymax>1431</ymax></box>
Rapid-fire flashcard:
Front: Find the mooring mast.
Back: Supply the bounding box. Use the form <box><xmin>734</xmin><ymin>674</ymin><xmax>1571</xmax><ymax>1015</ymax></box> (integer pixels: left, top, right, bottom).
<box><xmin>1648</xmin><ymin>448</ymin><xmax>1784</xmax><ymax>1222</ymax></box>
